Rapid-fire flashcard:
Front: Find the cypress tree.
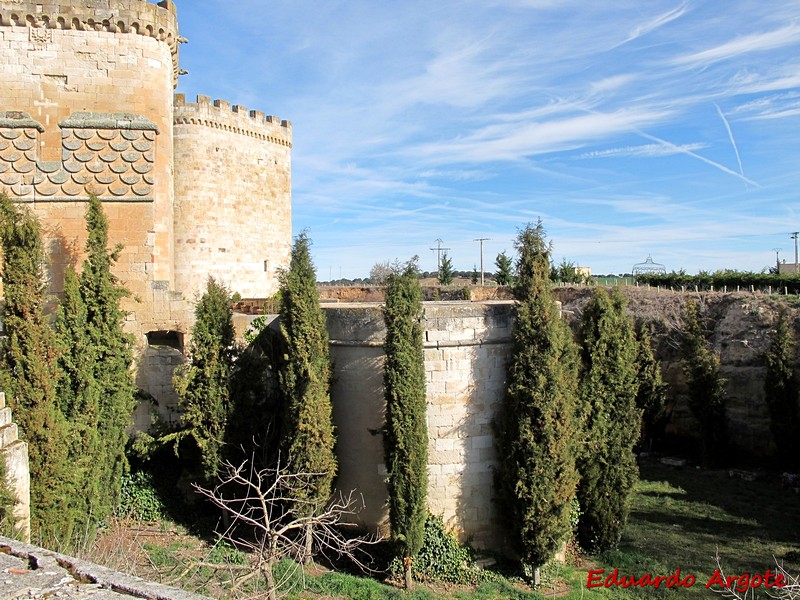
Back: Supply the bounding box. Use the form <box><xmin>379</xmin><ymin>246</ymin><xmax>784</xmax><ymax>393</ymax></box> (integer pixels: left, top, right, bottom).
<box><xmin>495</xmin><ymin>221</ymin><xmax>579</xmax><ymax>573</ymax></box>
<box><xmin>77</xmin><ymin>195</ymin><xmax>137</xmax><ymax>520</ymax></box>
<box><xmin>0</xmin><ymin>194</ymin><xmax>75</xmax><ymax>546</ymax></box>
<box><xmin>438</xmin><ymin>253</ymin><xmax>454</xmax><ymax>286</ymax></box>
<box><xmin>278</xmin><ymin>232</ymin><xmax>336</xmax><ymax>558</ymax></box>
<box><xmin>682</xmin><ymin>298</ymin><xmax>728</xmax><ymax>467</ymax></box>
<box><xmin>173</xmin><ymin>277</ymin><xmax>235</xmax><ymax>482</ymax></box>
<box><xmin>576</xmin><ymin>287</ymin><xmax>641</xmax><ymax>552</ymax></box>
<box><xmin>635</xmin><ymin>322</ymin><xmax>668</xmax><ymax>452</ymax></box>
<box><xmin>764</xmin><ymin>309</ymin><xmax>799</xmax><ymax>469</ymax></box>
<box><xmin>495</xmin><ymin>251</ymin><xmax>514</xmax><ymax>286</ymax></box>
<box><xmin>383</xmin><ymin>259</ymin><xmax>427</xmax><ymax>590</ymax></box>
<box><xmin>54</xmin><ymin>267</ymin><xmax>104</xmax><ymax>541</ymax></box>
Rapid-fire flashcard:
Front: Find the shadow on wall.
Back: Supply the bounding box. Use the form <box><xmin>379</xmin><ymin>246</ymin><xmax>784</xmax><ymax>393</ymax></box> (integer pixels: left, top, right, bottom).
<box><xmin>39</xmin><ymin>226</ymin><xmax>80</xmax><ymax>317</ymax></box>
<box><xmin>133</xmin><ymin>332</ymin><xmax>186</xmax><ymax>431</ymax></box>
<box><xmin>326</xmin><ymin>306</ymin><xmax>390</xmax><ymax>535</ymax></box>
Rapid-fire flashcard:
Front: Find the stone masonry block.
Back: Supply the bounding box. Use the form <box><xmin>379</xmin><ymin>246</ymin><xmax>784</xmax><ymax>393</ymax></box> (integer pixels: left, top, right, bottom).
<box><xmin>0</xmin><ymin>423</ymin><xmax>17</xmax><ymax>447</ymax></box>
<box><xmin>425</xmin><ymin>329</ymin><xmax>451</xmax><ymax>342</ymax></box>
<box><xmin>426</xmin><ymin>413</ymin><xmax>457</xmax><ymax>429</ymax></box>
<box><xmin>471</xmin><ymin>435</ymin><xmax>493</xmax><ymax>450</ymax></box>
<box><xmin>426</xmin><ymin>381</ymin><xmax>447</xmax><ymax>396</ymax></box>
<box><xmin>424</xmin><ymin>348</ymin><xmax>443</xmax><ymax>361</ymax></box>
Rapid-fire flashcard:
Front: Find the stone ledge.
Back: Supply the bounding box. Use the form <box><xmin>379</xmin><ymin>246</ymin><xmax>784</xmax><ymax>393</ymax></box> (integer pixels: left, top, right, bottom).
<box><xmin>0</xmin><ymin>536</ymin><xmax>211</xmax><ymax>599</ymax></box>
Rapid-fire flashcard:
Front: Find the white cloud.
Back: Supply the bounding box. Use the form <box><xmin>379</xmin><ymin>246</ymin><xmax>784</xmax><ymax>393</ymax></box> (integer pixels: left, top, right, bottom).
<box><xmin>619</xmin><ymin>2</ymin><xmax>689</xmax><ymax>46</ymax></box>
<box><xmin>673</xmin><ymin>23</ymin><xmax>800</xmax><ymax>67</ymax></box>
<box><xmin>589</xmin><ymin>74</ymin><xmax>636</xmax><ymax>95</ymax></box>
<box><xmin>576</xmin><ymin>142</ymin><xmax>708</xmax><ymax>159</ymax></box>
<box><xmin>414</xmin><ymin>108</ymin><xmax>672</xmax><ymax>163</ymax></box>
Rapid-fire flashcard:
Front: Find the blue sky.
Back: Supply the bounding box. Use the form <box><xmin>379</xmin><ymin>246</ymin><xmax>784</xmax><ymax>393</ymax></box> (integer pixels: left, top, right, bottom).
<box><xmin>174</xmin><ymin>1</ymin><xmax>800</xmax><ymax>279</ymax></box>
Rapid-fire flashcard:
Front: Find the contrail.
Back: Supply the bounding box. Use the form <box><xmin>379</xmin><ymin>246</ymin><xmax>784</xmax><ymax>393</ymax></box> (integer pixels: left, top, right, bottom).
<box><xmin>635</xmin><ymin>129</ymin><xmax>759</xmax><ymax>187</ymax></box>
<box><xmin>715</xmin><ymin>103</ymin><xmax>745</xmax><ymax>178</ymax></box>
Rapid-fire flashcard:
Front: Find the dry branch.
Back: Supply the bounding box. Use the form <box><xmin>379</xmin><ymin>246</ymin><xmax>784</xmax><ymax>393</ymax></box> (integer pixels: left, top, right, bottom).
<box><xmin>192</xmin><ymin>456</ymin><xmax>378</xmax><ymax>600</ymax></box>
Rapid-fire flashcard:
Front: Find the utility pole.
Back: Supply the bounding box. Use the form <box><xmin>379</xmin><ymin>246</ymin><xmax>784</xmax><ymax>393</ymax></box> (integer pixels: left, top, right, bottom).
<box><xmin>791</xmin><ymin>232</ymin><xmax>799</xmax><ymax>273</ymax></box>
<box><xmin>772</xmin><ymin>248</ymin><xmax>782</xmax><ymax>273</ymax></box>
<box><xmin>429</xmin><ymin>238</ymin><xmax>450</xmax><ymax>275</ymax></box>
<box><xmin>474</xmin><ymin>238</ymin><xmax>490</xmax><ymax>286</ymax></box>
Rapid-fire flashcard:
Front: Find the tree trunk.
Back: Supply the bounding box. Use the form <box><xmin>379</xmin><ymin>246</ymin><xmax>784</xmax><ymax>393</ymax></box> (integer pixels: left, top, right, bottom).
<box><xmin>303</xmin><ymin>522</ymin><xmax>313</xmax><ymax>565</ymax></box>
<box><xmin>404</xmin><ymin>557</ymin><xmax>413</xmax><ymax>590</ymax></box>
<box><xmin>265</xmin><ymin>557</ymin><xmax>277</xmax><ymax>600</ymax></box>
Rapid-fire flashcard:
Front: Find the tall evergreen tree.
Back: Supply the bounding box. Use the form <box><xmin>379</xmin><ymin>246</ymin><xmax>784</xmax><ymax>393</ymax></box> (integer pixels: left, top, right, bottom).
<box><xmin>278</xmin><ymin>232</ymin><xmax>336</xmax><ymax>558</ymax></box>
<box><xmin>54</xmin><ymin>267</ymin><xmax>103</xmax><ymax>541</ymax></box>
<box><xmin>495</xmin><ymin>251</ymin><xmax>514</xmax><ymax>286</ymax></box>
<box><xmin>635</xmin><ymin>322</ymin><xmax>668</xmax><ymax>452</ymax></box>
<box><xmin>173</xmin><ymin>277</ymin><xmax>235</xmax><ymax>483</ymax></box>
<box><xmin>383</xmin><ymin>259</ymin><xmax>427</xmax><ymax>590</ymax></box>
<box><xmin>764</xmin><ymin>309</ymin><xmax>799</xmax><ymax>469</ymax></box>
<box><xmin>438</xmin><ymin>253</ymin><xmax>454</xmax><ymax>285</ymax></box>
<box><xmin>576</xmin><ymin>287</ymin><xmax>641</xmax><ymax>551</ymax></box>
<box><xmin>495</xmin><ymin>221</ymin><xmax>579</xmax><ymax>573</ymax></box>
<box><xmin>681</xmin><ymin>298</ymin><xmax>728</xmax><ymax>467</ymax></box>
<box><xmin>0</xmin><ymin>195</ymin><xmax>74</xmax><ymax>546</ymax></box>
<box><xmin>77</xmin><ymin>195</ymin><xmax>137</xmax><ymax>520</ymax></box>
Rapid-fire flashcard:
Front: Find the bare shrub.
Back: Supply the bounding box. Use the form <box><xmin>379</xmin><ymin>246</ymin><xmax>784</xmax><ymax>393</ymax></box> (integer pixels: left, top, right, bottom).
<box><xmin>193</xmin><ymin>456</ymin><xmax>377</xmax><ymax>600</ymax></box>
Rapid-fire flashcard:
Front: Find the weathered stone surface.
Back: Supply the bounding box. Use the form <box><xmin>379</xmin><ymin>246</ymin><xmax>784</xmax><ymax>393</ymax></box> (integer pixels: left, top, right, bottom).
<box><xmin>327</xmin><ymin>302</ymin><xmax>513</xmax><ymax>551</ymax></box>
<box><xmin>0</xmin><ymin>0</ymin><xmax>290</xmax><ymax>383</ymax></box>
<box><xmin>0</xmin><ymin>536</ymin><xmax>210</xmax><ymax>599</ymax></box>
<box><xmin>173</xmin><ymin>94</ymin><xmax>292</xmax><ymax>299</ymax></box>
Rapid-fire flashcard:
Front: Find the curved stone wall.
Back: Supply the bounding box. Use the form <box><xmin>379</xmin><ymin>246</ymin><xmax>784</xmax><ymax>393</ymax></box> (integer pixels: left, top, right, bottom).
<box><xmin>172</xmin><ymin>94</ymin><xmax>292</xmax><ymax>299</ymax></box>
<box><xmin>326</xmin><ymin>301</ymin><xmax>514</xmax><ymax>550</ymax></box>
<box><xmin>0</xmin><ymin>0</ymin><xmax>177</xmax><ymax>296</ymax></box>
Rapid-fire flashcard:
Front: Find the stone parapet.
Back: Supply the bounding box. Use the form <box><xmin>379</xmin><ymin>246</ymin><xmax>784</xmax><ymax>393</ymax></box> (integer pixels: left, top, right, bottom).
<box><xmin>172</xmin><ymin>95</ymin><xmax>292</xmax><ymax>299</ymax></box>
<box><xmin>0</xmin><ymin>534</ymin><xmax>210</xmax><ymax>599</ymax></box>
<box><xmin>0</xmin><ymin>0</ymin><xmax>180</xmax><ymax>86</ymax></box>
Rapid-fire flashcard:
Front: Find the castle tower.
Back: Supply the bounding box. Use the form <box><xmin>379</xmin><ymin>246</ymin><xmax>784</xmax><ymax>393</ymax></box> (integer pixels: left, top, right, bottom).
<box><xmin>172</xmin><ymin>94</ymin><xmax>292</xmax><ymax>299</ymax></box>
<box><xmin>0</xmin><ymin>0</ymin><xmax>179</xmax><ymax>325</ymax></box>
<box><xmin>0</xmin><ymin>1</ymin><xmax>293</xmax><ymax>412</ymax></box>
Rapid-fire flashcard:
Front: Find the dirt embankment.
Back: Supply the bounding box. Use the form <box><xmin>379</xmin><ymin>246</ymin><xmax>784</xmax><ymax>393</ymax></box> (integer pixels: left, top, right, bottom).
<box><xmin>247</xmin><ymin>284</ymin><xmax>798</xmax><ymax>460</ymax></box>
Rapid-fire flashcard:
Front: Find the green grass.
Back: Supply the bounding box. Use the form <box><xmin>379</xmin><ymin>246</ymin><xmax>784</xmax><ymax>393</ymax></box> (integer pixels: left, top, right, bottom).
<box><xmin>286</xmin><ymin>461</ymin><xmax>799</xmax><ymax>599</ymax></box>
<box><xmin>558</xmin><ymin>461</ymin><xmax>800</xmax><ymax>598</ymax></box>
<box><xmin>133</xmin><ymin>460</ymin><xmax>798</xmax><ymax>599</ymax></box>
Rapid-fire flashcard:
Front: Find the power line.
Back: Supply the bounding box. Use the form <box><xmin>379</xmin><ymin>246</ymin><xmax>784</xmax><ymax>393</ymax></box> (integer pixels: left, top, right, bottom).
<box><xmin>474</xmin><ymin>238</ymin><xmax>490</xmax><ymax>286</ymax></box>
<box><xmin>772</xmin><ymin>248</ymin><xmax>782</xmax><ymax>272</ymax></box>
<box><xmin>429</xmin><ymin>239</ymin><xmax>450</xmax><ymax>274</ymax></box>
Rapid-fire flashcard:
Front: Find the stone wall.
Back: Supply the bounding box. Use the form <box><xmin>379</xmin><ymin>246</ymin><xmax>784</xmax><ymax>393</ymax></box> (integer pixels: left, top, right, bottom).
<box><xmin>0</xmin><ymin>0</ymin><xmax>178</xmax><ymax>290</ymax></box>
<box><xmin>0</xmin><ymin>392</ymin><xmax>30</xmax><ymax>543</ymax></box>
<box><xmin>0</xmin><ymin>0</ymin><xmax>196</xmax><ymax>377</ymax></box>
<box><xmin>141</xmin><ymin>288</ymin><xmax>798</xmax><ymax>552</ymax></box>
<box><xmin>173</xmin><ymin>94</ymin><xmax>292</xmax><ymax>300</ymax></box>
<box><xmin>326</xmin><ymin>301</ymin><xmax>514</xmax><ymax>550</ymax></box>
<box><xmin>0</xmin><ymin>0</ymin><xmax>292</xmax><ymax>373</ymax></box>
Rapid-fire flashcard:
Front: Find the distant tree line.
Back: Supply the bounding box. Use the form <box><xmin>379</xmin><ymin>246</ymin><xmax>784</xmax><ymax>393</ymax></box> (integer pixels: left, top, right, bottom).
<box><xmin>637</xmin><ymin>270</ymin><xmax>800</xmax><ymax>293</ymax></box>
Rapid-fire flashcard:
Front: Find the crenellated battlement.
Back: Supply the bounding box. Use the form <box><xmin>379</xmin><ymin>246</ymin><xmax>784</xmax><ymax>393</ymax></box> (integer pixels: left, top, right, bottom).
<box><xmin>173</xmin><ymin>94</ymin><xmax>292</xmax><ymax>148</ymax></box>
<box><xmin>0</xmin><ymin>1</ymin><xmax>181</xmax><ymax>86</ymax></box>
